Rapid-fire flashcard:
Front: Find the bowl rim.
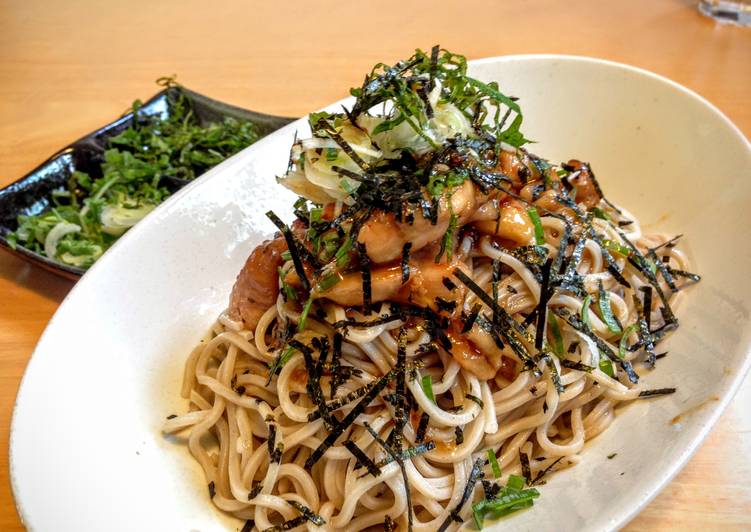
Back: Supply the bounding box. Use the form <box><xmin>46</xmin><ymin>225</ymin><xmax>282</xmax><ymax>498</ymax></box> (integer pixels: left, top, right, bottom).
<box><xmin>8</xmin><ymin>53</ymin><xmax>751</xmax><ymax>531</ymax></box>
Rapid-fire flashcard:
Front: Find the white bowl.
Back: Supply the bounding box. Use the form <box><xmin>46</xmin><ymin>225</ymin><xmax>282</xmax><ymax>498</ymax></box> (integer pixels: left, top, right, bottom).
<box><xmin>10</xmin><ymin>55</ymin><xmax>751</xmax><ymax>531</ymax></box>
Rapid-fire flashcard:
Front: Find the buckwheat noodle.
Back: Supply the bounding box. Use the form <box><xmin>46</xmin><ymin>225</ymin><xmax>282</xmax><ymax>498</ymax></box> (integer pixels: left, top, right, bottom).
<box><xmin>163</xmin><ymin>208</ymin><xmax>693</xmax><ymax>531</ymax></box>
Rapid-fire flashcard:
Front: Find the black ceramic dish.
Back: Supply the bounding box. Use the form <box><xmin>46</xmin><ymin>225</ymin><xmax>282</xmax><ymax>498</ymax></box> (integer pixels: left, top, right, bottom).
<box><xmin>0</xmin><ymin>87</ymin><xmax>294</xmax><ymax>280</ymax></box>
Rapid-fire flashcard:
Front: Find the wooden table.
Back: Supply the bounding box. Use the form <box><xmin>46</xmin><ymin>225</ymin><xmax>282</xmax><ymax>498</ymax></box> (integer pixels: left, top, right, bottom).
<box><xmin>0</xmin><ymin>0</ymin><xmax>749</xmax><ymax>529</ymax></box>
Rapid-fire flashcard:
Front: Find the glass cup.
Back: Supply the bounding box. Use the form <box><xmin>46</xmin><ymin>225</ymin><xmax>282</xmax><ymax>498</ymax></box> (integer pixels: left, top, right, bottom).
<box><xmin>698</xmin><ymin>0</ymin><xmax>751</xmax><ymax>25</ymax></box>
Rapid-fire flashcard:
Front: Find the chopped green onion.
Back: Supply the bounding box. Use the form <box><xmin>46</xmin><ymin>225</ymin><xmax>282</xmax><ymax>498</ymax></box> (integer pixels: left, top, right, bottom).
<box><xmin>421</xmin><ymin>374</ymin><xmax>435</xmax><ymax>403</ymax></box>
<box><xmin>547</xmin><ymin>310</ymin><xmax>564</xmax><ymax>358</ymax></box>
<box><xmin>435</xmin><ymin>211</ymin><xmax>458</xmax><ymax>262</ymax></box>
<box><xmin>597</xmin><ymin>285</ymin><xmax>621</xmax><ymax>333</ymax></box>
<box><xmin>335</xmin><ymin>238</ymin><xmax>353</xmax><ymax>268</ymax></box>
<box><xmin>471</xmin><ymin>477</ymin><xmax>540</xmax><ymax>529</ymax></box>
<box><xmin>599</xmin><ymin>357</ymin><xmax>615</xmax><ymax>377</ymax></box>
<box><xmin>602</xmin><ymin>239</ymin><xmax>630</xmax><ymax>257</ymax></box>
<box><xmin>527</xmin><ymin>207</ymin><xmax>545</xmax><ymax>246</ymax></box>
<box><xmin>325</xmin><ymin>148</ymin><xmax>338</xmax><ymax>161</ymax></box>
<box><xmin>580</xmin><ymin>295</ymin><xmax>592</xmax><ymax>330</ymax></box>
<box><xmin>619</xmin><ymin>323</ymin><xmax>639</xmax><ymax>359</ymax></box>
<box><xmin>487</xmin><ymin>449</ymin><xmax>502</xmax><ymax>478</ymax></box>
<box><xmin>281</xmin><ymin>250</ymin><xmax>292</xmax><ymax>261</ymax></box>
<box><xmin>278</xmin><ymin>267</ymin><xmax>297</xmax><ymax>302</ymax></box>
<box><xmin>316</xmin><ymin>271</ymin><xmax>342</xmax><ymax>292</ymax></box>
<box><xmin>592</xmin><ymin>207</ymin><xmax>610</xmax><ymax>220</ymax></box>
<box><xmin>298</xmin><ymin>296</ymin><xmax>314</xmax><ymax>332</ymax></box>
<box><xmin>266</xmin><ymin>345</ymin><xmax>297</xmax><ymax>384</ymax></box>
<box><xmin>506</xmin><ymin>474</ymin><xmax>526</xmax><ymax>491</ymax></box>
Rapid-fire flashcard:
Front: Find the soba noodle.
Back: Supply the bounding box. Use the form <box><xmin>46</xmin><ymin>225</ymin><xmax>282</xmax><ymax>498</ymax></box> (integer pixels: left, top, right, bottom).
<box><xmin>163</xmin><ymin>47</ymin><xmax>699</xmax><ymax>531</ymax></box>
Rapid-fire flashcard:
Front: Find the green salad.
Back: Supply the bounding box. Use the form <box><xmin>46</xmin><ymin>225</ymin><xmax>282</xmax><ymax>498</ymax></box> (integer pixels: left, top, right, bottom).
<box><xmin>8</xmin><ymin>80</ymin><xmax>262</xmax><ymax>269</ymax></box>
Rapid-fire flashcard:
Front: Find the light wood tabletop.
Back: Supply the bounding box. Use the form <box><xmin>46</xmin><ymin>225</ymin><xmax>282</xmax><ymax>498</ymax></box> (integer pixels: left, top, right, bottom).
<box><xmin>0</xmin><ymin>0</ymin><xmax>749</xmax><ymax>530</ymax></box>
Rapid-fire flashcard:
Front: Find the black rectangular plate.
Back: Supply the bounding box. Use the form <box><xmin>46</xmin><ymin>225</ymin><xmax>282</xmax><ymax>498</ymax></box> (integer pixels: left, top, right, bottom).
<box><xmin>0</xmin><ymin>87</ymin><xmax>295</xmax><ymax>280</ymax></box>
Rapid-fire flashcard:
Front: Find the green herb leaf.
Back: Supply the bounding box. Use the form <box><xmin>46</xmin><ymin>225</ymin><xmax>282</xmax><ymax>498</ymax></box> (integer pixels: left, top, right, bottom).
<box><xmin>487</xmin><ymin>449</ymin><xmax>502</xmax><ymax>478</ymax></box>
<box><xmin>580</xmin><ymin>295</ymin><xmax>592</xmax><ymax>330</ymax></box>
<box><xmin>599</xmin><ymin>357</ymin><xmax>615</xmax><ymax>377</ymax></box>
<box><xmin>619</xmin><ymin>323</ymin><xmax>639</xmax><ymax>359</ymax></box>
<box><xmin>421</xmin><ymin>374</ymin><xmax>435</xmax><ymax>403</ymax></box>
<box><xmin>547</xmin><ymin>310</ymin><xmax>564</xmax><ymax>358</ymax></box>
<box><xmin>527</xmin><ymin>207</ymin><xmax>545</xmax><ymax>246</ymax></box>
<box><xmin>597</xmin><ymin>282</ymin><xmax>622</xmax><ymax>333</ymax></box>
<box><xmin>298</xmin><ymin>296</ymin><xmax>314</xmax><ymax>332</ymax></box>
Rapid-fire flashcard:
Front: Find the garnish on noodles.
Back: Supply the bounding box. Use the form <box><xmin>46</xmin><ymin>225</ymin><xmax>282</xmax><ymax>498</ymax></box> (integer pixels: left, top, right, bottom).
<box><xmin>164</xmin><ymin>46</ymin><xmax>700</xmax><ymax>531</ymax></box>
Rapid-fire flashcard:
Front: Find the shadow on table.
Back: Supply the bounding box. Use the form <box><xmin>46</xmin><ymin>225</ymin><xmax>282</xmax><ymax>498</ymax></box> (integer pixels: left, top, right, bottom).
<box><xmin>0</xmin><ymin>253</ymin><xmax>73</xmax><ymax>303</ymax></box>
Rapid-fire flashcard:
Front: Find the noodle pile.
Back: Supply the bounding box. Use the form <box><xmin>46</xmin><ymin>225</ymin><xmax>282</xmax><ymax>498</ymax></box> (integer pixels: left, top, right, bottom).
<box><xmin>163</xmin><ymin>47</ymin><xmax>699</xmax><ymax>531</ymax></box>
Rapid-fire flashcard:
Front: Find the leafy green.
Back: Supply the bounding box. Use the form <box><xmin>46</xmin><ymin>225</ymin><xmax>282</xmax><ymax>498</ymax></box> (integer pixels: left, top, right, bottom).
<box><xmin>580</xmin><ymin>295</ymin><xmax>592</xmax><ymax>329</ymax></box>
<box><xmin>527</xmin><ymin>207</ymin><xmax>545</xmax><ymax>246</ymax></box>
<box><xmin>487</xmin><ymin>449</ymin><xmax>502</xmax><ymax>478</ymax></box>
<box><xmin>472</xmin><ymin>475</ymin><xmax>540</xmax><ymax>529</ymax></box>
<box><xmin>10</xmin><ymin>82</ymin><xmax>262</xmax><ymax>269</ymax></box>
<box><xmin>597</xmin><ymin>282</ymin><xmax>622</xmax><ymax>333</ymax></box>
<box><xmin>421</xmin><ymin>374</ymin><xmax>436</xmax><ymax>403</ymax></box>
<box><xmin>547</xmin><ymin>310</ymin><xmax>564</xmax><ymax>358</ymax></box>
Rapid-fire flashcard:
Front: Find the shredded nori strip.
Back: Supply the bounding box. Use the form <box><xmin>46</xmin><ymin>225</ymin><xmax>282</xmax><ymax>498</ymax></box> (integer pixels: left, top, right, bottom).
<box><xmin>266</xmin><ymin>211</ymin><xmax>311</xmax><ymax>292</ymax></box>
<box><xmin>345</xmin><ymin>439</ymin><xmax>382</xmax><ymax>477</ymax></box>
<box><xmin>455</xmin><ymin>426</ymin><xmax>465</xmax><ymax>445</ymax></box>
<box><xmin>466</xmin><ymin>393</ymin><xmax>484</xmax><ymax>409</ymax></box>
<box><xmin>613</xmin><ymin>224</ymin><xmax>676</xmax><ymax>327</ymax></box>
<box><xmin>363</xmin><ymin>422</ymin><xmax>414</xmax><ymax>532</ymax></box>
<box><xmin>415</xmin><ymin>412</ymin><xmax>430</xmax><ymax>443</ymax></box>
<box><xmin>207</xmin><ymin>481</ymin><xmax>215</xmax><ymax>498</ymax></box>
<box><xmin>635</xmin><ymin>287</ymin><xmax>657</xmax><ymax>367</ymax></box>
<box><xmin>531</xmin><ymin>456</ymin><xmax>564</xmax><ymax>485</ymax></box>
<box><xmin>462</xmin><ymin>303</ymin><xmax>482</xmax><ymax>333</ymax></box>
<box><xmin>401</xmin><ymin>242</ymin><xmax>412</xmax><ymax>284</ymax></box>
<box><xmin>248</xmin><ymin>482</ymin><xmax>262</xmax><ymax>500</ymax></box>
<box><xmin>558</xmin><ymin>227</ymin><xmax>588</xmax><ymax>295</ymax></box>
<box><xmin>266</xmin><ymin>423</ymin><xmax>284</xmax><ymax>464</ymax></box>
<box><xmin>330</xmin><ymin>165</ymin><xmax>375</xmax><ymax>184</ymax></box>
<box><xmin>357</xmin><ymin>242</ymin><xmax>373</xmax><ymax>314</ymax></box>
<box><xmin>560</xmin><ymin>359</ymin><xmax>595</xmax><ymax>372</ymax></box>
<box><xmin>332</xmin><ymin>313</ymin><xmax>404</xmax><ymax>329</ymax></box>
<box><xmin>638</xmin><ymin>387</ymin><xmax>676</xmax><ymax>398</ymax></box>
<box><xmin>482</xmin><ymin>479</ymin><xmax>502</xmax><ymax>500</ymax></box>
<box><xmin>534</xmin><ymin>259</ymin><xmax>553</xmax><ymax>350</ymax></box>
<box><xmin>442</xmin><ymin>276</ymin><xmax>457</xmax><ymax>291</ymax></box>
<box><xmin>543</xmin><ymin>354</ymin><xmax>565</xmax><ymax>393</ymax></box>
<box><xmin>437</xmin><ymin>458</ymin><xmax>485</xmax><ymax>531</ymax></box>
<box><xmin>520</xmin><ymin>451</ymin><xmax>532</xmax><ymax>485</ymax></box>
<box><xmin>648</xmin><ymin>248</ymin><xmax>677</xmax><ymax>292</ymax></box>
<box><xmin>370</xmin><ymin>441</ymin><xmax>436</xmax><ymax>471</ymax></box>
<box><xmin>669</xmin><ymin>268</ymin><xmax>701</xmax><ymax>283</ymax></box>
<box><xmin>329</xmin><ymin>332</ymin><xmax>344</xmax><ymax>398</ymax></box>
<box><xmin>323</xmin><ymin>127</ymin><xmax>371</xmax><ymax>172</ymax></box>
<box><xmin>166</xmin><ymin>414</ymin><xmax>177</xmax><ymax>420</ymax></box>
<box><xmin>292</xmin><ymin>339</ymin><xmax>336</xmax><ymax>430</ymax></box>
<box><xmin>435</xmin><ymin>297</ymin><xmax>457</xmax><ymax>313</ymax></box>
<box><xmin>552</xmin><ymin>307</ymin><xmax>639</xmax><ymax>384</ymax></box>
<box><xmin>304</xmin><ymin>367</ymin><xmax>398</xmax><ymax>470</ymax></box>
<box><xmin>309</xmin><ymin>368</ymin><xmax>395</xmax><ymax>421</ymax></box>
<box><xmin>552</xmin><ymin>222</ymin><xmax>572</xmax><ymax>275</ymax></box>
<box><xmin>261</xmin><ymin>516</ymin><xmax>307</xmax><ymax>532</ymax></box>
<box><xmin>240</xmin><ymin>520</ymin><xmax>255</xmax><ymax>532</ymax></box>
<box><xmin>384</xmin><ymin>515</ymin><xmax>395</xmax><ymax>532</ymax></box>
<box><xmin>567</xmin><ymin>341</ymin><xmax>580</xmax><ymax>354</ymax></box>
<box><xmin>287</xmin><ymin>500</ymin><xmax>326</xmax><ymax>527</ymax></box>
<box><xmin>452</xmin><ymin>268</ymin><xmax>536</xmax><ymax>370</ymax></box>
<box><xmin>391</xmin><ymin>327</ymin><xmax>409</xmax><ymax>450</ymax></box>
